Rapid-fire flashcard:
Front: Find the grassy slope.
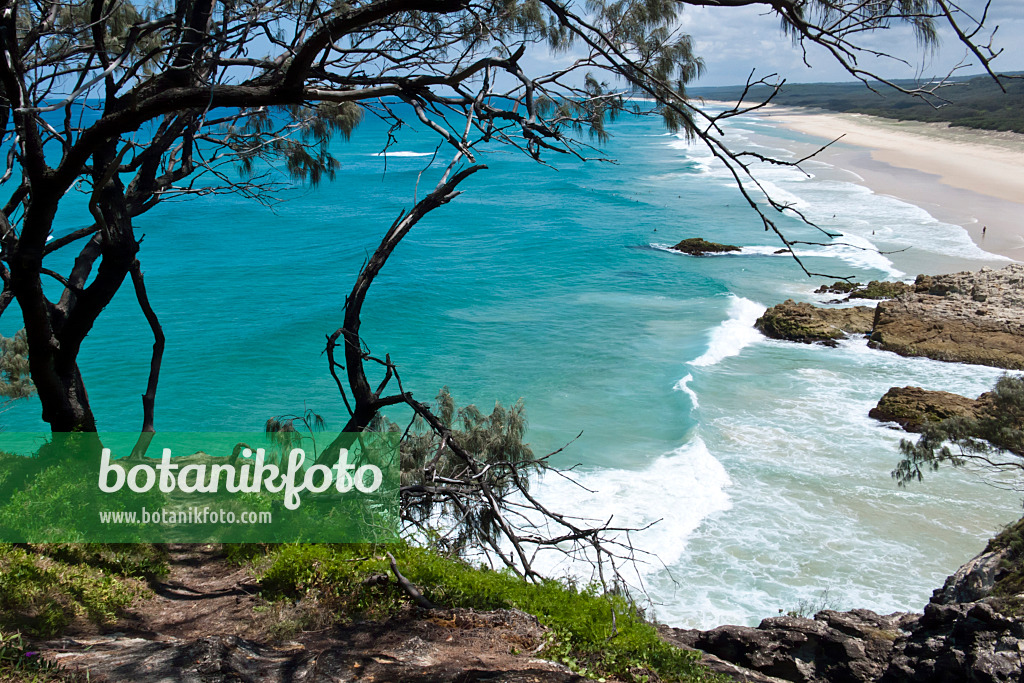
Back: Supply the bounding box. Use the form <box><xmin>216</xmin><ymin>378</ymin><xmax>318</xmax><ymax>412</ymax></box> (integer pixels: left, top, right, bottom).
<box><xmin>0</xmin><ymin>543</ymin><xmax>725</xmax><ymax>683</ymax></box>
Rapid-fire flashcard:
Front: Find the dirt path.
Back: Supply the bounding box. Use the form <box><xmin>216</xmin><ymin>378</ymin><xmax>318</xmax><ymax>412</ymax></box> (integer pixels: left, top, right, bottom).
<box><xmin>41</xmin><ymin>545</ymin><xmax>589</xmax><ymax>682</ymax></box>
<box><xmin>117</xmin><ymin>544</ymin><xmax>263</xmax><ymax>640</ymax></box>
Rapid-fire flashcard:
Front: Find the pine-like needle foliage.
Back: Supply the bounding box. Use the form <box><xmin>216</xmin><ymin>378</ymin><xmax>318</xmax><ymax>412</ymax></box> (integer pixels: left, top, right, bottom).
<box><xmin>374</xmin><ymin>387</ymin><xmax>539</xmax><ymax>554</ymax></box>
<box><xmin>0</xmin><ymin>330</ymin><xmax>34</xmax><ymax>402</ymax></box>
<box><xmin>893</xmin><ymin>375</ymin><xmax>1024</xmax><ymax>487</ymax></box>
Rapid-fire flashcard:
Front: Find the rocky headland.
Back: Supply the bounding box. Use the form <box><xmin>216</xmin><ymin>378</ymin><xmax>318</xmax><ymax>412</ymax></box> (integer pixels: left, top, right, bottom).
<box><xmin>663</xmin><ymin>518</ymin><xmax>1024</xmax><ymax>683</ymax></box>
<box><xmin>757</xmin><ymin>263</ymin><xmax>1024</xmax><ymax>371</ymax></box>
<box><xmin>870</xmin><ymin>265</ymin><xmax>1024</xmax><ymax>370</ymax></box>
<box><xmin>718</xmin><ymin>264</ymin><xmax>1024</xmax><ymax>682</ymax></box>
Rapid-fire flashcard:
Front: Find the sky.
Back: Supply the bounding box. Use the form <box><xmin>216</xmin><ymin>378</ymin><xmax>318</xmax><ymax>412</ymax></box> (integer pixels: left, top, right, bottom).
<box><xmin>680</xmin><ymin>0</ymin><xmax>1024</xmax><ymax>87</ymax></box>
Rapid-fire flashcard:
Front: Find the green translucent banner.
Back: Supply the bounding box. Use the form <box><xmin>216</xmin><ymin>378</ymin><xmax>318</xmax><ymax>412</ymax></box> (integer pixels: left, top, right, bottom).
<box><xmin>0</xmin><ymin>432</ymin><xmax>399</xmax><ymax>543</ymax></box>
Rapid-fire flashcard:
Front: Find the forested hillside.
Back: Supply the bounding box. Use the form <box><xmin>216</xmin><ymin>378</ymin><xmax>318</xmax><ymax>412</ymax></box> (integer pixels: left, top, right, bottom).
<box><xmin>692</xmin><ymin>73</ymin><xmax>1024</xmax><ymax>133</ymax></box>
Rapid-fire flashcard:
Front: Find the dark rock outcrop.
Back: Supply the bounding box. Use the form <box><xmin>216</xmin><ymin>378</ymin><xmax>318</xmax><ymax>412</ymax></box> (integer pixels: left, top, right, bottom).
<box><xmin>667</xmin><ymin>598</ymin><xmax>1024</xmax><ymax>683</ymax></box>
<box><xmin>932</xmin><ymin>548</ymin><xmax>1010</xmax><ymax>605</ymax></box>
<box><xmin>869</xmin><ymin>264</ymin><xmax>1024</xmax><ymax>370</ymax></box>
<box><xmin>756</xmin><ymin>300</ymin><xmax>875</xmax><ymax>345</ymax></box>
<box><xmin>868</xmin><ymin>386</ymin><xmax>983</xmax><ymax>432</ymax></box>
<box><xmin>667</xmin><ymin>610</ymin><xmax>911</xmax><ymax>683</ymax></box>
<box><xmin>664</xmin><ymin>524</ymin><xmax>1024</xmax><ymax>683</ymax></box>
<box><xmin>670</xmin><ymin>237</ymin><xmax>742</xmax><ymax>256</ymax></box>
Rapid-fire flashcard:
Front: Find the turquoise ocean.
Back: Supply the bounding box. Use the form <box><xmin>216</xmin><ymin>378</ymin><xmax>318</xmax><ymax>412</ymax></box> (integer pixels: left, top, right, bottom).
<box><xmin>3</xmin><ymin>105</ymin><xmax>1020</xmax><ymax>627</ymax></box>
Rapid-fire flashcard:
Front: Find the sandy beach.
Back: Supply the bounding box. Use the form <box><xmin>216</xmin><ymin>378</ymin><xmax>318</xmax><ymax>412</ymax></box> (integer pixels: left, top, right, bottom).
<box><xmin>756</xmin><ymin>107</ymin><xmax>1024</xmax><ymax>261</ymax></box>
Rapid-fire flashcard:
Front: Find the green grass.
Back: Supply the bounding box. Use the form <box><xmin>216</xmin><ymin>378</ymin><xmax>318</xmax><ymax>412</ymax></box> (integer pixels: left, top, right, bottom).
<box><xmin>256</xmin><ymin>543</ymin><xmax>725</xmax><ymax>682</ymax></box>
<box><xmin>0</xmin><ymin>544</ymin><xmax>156</xmax><ymax>637</ymax></box>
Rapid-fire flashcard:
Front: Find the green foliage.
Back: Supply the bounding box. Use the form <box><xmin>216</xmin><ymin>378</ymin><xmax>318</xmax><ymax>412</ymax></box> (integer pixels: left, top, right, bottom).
<box><xmin>0</xmin><ymin>330</ymin><xmax>34</xmax><ymax>402</ymax></box>
<box><xmin>0</xmin><ymin>629</ymin><xmax>73</xmax><ymax>681</ymax></box>
<box><xmin>372</xmin><ymin>388</ymin><xmax>538</xmax><ymax>553</ymax></box>
<box><xmin>783</xmin><ymin>587</ymin><xmax>839</xmax><ymax>618</ymax></box>
<box><xmin>224</xmin><ymin>102</ymin><xmax>364</xmax><ymax>187</ymax></box>
<box><xmin>981</xmin><ymin>517</ymin><xmax>1024</xmax><ymax>615</ymax></box>
<box><xmin>265</xmin><ymin>409</ymin><xmax>328</xmax><ymax>463</ymax></box>
<box><xmin>0</xmin><ymin>446</ymin><xmax>166</xmax><ymax>543</ymax></box>
<box><xmin>391</xmin><ymin>387</ymin><xmax>535</xmax><ymax>488</ymax></box>
<box><xmin>258</xmin><ymin>543</ymin><xmax>724</xmax><ymax>682</ymax></box>
<box><xmin>31</xmin><ymin>544</ymin><xmax>168</xmax><ymax>581</ymax></box>
<box><xmin>0</xmin><ymin>545</ymin><xmax>144</xmax><ymax>637</ymax></box>
<box><xmin>785</xmin><ymin>0</ymin><xmax>939</xmax><ymax>48</ymax></box>
<box><xmin>893</xmin><ymin>375</ymin><xmax>1024</xmax><ymax>486</ymax></box>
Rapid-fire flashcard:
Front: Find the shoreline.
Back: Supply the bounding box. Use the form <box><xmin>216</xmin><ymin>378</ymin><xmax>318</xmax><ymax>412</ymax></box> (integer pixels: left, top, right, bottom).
<box><xmin>753</xmin><ymin>107</ymin><xmax>1024</xmax><ymax>262</ymax></box>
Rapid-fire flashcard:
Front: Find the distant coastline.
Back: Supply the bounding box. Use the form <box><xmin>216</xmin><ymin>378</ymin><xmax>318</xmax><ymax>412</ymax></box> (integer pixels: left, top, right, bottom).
<box><xmin>692</xmin><ymin>73</ymin><xmax>1024</xmax><ymax>134</ymax></box>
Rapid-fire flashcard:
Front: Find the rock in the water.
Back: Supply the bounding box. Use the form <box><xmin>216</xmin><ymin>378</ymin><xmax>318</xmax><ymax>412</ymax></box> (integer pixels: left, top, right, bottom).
<box><xmin>756</xmin><ymin>300</ymin><xmax>875</xmax><ymax>345</ymax></box>
<box><xmin>815</xmin><ymin>281</ymin><xmax>862</xmax><ymax>295</ymax></box>
<box><xmin>868</xmin><ymin>386</ymin><xmax>982</xmax><ymax>432</ymax></box>
<box><xmin>813</xmin><ymin>280</ymin><xmax>912</xmax><ymax>300</ymax></box>
<box><xmin>848</xmin><ymin>280</ymin><xmax>914</xmax><ymax>300</ymax></box>
<box><xmin>869</xmin><ymin>264</ymin><xmax>1024</xmax><ymax>370</ymax></box>
<box><xmin>670</xmin><ymin>237</ymin><xmax>742</xmax><ymax>256</ymax></box>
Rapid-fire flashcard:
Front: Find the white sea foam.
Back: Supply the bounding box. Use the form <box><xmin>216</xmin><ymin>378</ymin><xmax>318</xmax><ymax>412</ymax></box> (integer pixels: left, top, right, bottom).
<box><xmin>674</xmin><ymin>373</ymin><xmax>700</xmax><ymax>409</ymax></box>
<box><xmin>688</xmin><ymin>296</ymin><xmax>766</xmax><ymax>367</ymax></box>
<box><xmin>528</xmin><ymin>437</ymin><xmax>732</xmax><ymax>581</ymax></box>
<box><xmin>373</xmin><ymin>151</ymin><xmax>434</xmax><ymax>157</ymax></box>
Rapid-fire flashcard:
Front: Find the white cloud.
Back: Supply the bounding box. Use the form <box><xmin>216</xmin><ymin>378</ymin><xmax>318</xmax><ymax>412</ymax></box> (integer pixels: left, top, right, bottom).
<box><xmin>681</xmin><ymin>0</ymin><xmax>1024</xmax><ymax>86</ymax></box>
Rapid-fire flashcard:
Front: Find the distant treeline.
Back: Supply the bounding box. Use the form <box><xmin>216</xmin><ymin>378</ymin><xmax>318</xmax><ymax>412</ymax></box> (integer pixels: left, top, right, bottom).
<box><xmin>690</xmin><ymin>73</ymin><xmax>1024</xmax><ymax>134</ymax></box>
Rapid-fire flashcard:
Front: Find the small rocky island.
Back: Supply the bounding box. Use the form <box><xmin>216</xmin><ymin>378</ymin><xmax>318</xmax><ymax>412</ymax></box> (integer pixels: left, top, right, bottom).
<box><xmin>670</xmin><ymin>237</ymin><xmax>742</xmax><ymax>256</ymax></box>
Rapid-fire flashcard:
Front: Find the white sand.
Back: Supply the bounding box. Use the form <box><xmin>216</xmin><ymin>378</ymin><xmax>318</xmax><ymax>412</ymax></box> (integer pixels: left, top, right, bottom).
<box><xmin>758</xmin><ymin>107</ymin><xmax>1024</xmax><ymax>260</ymax></box>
